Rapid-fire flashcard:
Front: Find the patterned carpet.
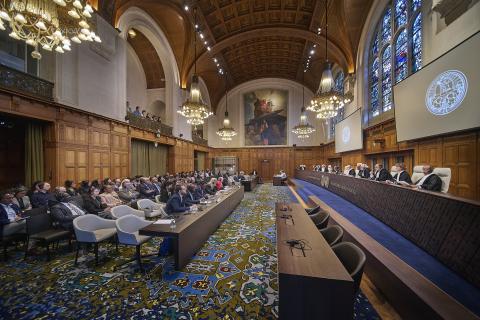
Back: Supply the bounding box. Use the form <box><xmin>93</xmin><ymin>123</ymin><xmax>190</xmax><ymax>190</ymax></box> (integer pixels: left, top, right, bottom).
<box><xmin>0</xmin><ymin>184</ymin><xmax>380</xmax><ymax>320</ymax></box>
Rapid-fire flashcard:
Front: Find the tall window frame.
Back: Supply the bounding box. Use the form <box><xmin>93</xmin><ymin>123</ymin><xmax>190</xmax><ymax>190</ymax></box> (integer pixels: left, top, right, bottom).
<box><xmin>329</xmin><ymin>70</ymin><xmax>345</xmax><ymax>138</ymax></box>
<box><xmin>368</xmin><ymin>0</ymin><xmax>423</xmax><ymax>118</ymax></box>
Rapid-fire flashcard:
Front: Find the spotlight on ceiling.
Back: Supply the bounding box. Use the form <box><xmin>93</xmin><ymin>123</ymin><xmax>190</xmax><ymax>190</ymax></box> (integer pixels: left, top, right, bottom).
<box><xmin>128</xmin><ymin>29</ymin><xmax>136</xmax><ymax>38</ymax></box>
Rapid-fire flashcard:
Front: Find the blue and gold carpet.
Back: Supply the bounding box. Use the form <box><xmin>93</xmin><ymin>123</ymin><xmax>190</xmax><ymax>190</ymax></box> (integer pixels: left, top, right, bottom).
<box><xmin>0</xmin><ymin>184</ymin><xmax>380</xmax><ymax>319</ymax></box>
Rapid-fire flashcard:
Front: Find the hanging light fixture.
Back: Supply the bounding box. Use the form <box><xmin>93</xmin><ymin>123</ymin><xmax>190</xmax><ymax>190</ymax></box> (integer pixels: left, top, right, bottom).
<box><xmin>216</xmin><ymin>72</ymin><xmax>237</xmax><ymax>141</ymax></box>
<box><xmin>307</xmin><ymin>0</ymin><xmax>351</xmax><ymax>120</ymax></box>
<box><xmin>0</xmin><ymin>0</ymin><xmax>100</xmax><ymax>60</ymax></box>
<box><xmin>178</xmin><ymin>7</ymin><xmax>213</xmax><ymax>126</ymax></box>
<box><xmin>292</xmin><ymin>83</ymin><xmax>316</xmax><ymax>139</ymax></box>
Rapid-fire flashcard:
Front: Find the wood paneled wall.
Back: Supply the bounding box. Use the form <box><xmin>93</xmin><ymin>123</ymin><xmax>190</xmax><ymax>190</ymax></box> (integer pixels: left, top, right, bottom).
<box><xmin>0</xmin><ymin>91</ymin><xmax>209</xmax><ymax>187</ymax></box>
<box><xmin>213</xmin><ymin>120</ymin><xmax>480</xmax><ymax>201</ymax></box>
<box><xmin>0</xmin><ymin>89</ymin><xmax>477</xmax><ymax>200</ymax></box>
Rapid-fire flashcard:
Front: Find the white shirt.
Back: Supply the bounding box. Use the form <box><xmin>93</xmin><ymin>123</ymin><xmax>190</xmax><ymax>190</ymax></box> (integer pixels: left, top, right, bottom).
<box><xmin>416</xmin><ymin>173</ymin><xmax>433</xmax><ymax>187</ymax></box>
<box><xmin>1</xmin><ymin>203</ymin><xmax>17</xmax><ymax>222</ymax></box>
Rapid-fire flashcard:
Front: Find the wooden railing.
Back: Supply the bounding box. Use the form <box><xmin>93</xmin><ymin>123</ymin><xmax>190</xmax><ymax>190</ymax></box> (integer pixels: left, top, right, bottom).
<box><xmin>126</xmin><ymin>111</ymin><xmax>173</xmax><ymax>136</ymax></box>
<box><xmin>0</xmin><ymin>64</ymin><xmax>54</xmax><ymax>100</ymax></box>
<box><xmin>192</xmin><ymin>133</ymin><xmax>208</xmax><ymax>146</ymax></box>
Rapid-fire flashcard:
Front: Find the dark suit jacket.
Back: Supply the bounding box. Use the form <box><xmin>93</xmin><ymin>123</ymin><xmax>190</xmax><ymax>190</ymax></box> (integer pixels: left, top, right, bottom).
<box><xmin>417</xmin><ymin>174</ymin><xmax>443</xmax><ymax>192</ymax></box>
<box><xmin>31</xmin><ymin>192</ymin><xmax>55</xmax><ymax>208</ymax></box>
<box><xmin>358</xmin><ymin>168</ymin><xmax>371</xmax><ymax>179</ymax></box>
<box><xmin>0</xmin><ymin>203</ymin><xmax>21</xmax><ymax>226</ymax></box>
<box><xmin>165</xmin><ymin>193</ymin><xmax>190</xmax><ymax>214</ymax></box>
<box><xmin>374</xmin><ymin>168</ymin><xmax>392</xmax><ymax>182</ymax></box>
<box><xmin>194</xmin><ymin>187</ymin><xmax>206</xmax><ymax>200</ymax></box>
<box><xmin>392</xmin><ymin>171</ymin><xmax>412</xmax><ymax>184</ymax></box>
<box><xmin>82</xmin><ymin>195</ymin><xmax>107</xmax><ymax>215</ymax></box>
<box><xmin>348</xmin><ymin>169</ymin><xmax>356</xmax><ymax>177</ymax></box>
<box><xmin>50</xmin><ymin>202</ymin><xmax>77</xmax><ymax>230</ymax></box>
<box><xmin>205</xmin><ymin>185</ymin><xmax>216</xmax><ymax>195</ymax></box>
<box><xmin>138</xmin><ymin>183</ymin><xmax>156</xmax><ymax>199</ymax></box>
<box><xmin>185</xmin><ymin>192</ymin><xmax>200</xmax><ymax>205</ymax></box>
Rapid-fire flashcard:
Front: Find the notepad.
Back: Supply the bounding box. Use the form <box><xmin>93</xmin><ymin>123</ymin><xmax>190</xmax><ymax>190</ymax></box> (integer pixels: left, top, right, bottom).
<box><xmin>153</xmin><ymin>219</ymin><xmax>174</xmax><ymax>225</ymax></box>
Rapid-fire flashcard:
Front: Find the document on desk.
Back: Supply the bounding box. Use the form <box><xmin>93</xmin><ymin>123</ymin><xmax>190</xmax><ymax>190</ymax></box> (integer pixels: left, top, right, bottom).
<box><xmin>153</xmin><ymin>219</ymin><xmax>174</xmax><ymax>225</ymax></box>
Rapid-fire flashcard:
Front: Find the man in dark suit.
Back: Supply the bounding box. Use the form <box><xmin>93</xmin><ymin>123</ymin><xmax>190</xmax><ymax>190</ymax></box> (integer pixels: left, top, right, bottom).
<box><xmin>194</xmin><ymin>181</ymin><xmax>207</xmax><ymax>200</ymax></box>
<box><xmin>50</xmin><ymin>192</ymin><xmax>86</xmax><ymax>231</ymax></box>
<box><xmin>391</xmin><ymin>163</ymin><xmax>412</xmax><ymax>184</ymax></box>
<box><xmin>150</xmin><ymin>177</ymin><xmax>162</xmax><ymax>196</ymax></box>
<box><xmin>165</xmin><ymin>185</ymin><xmax>192</xmax><ymax>214</ymax></box>
<box><xmin>185</xmin><ymin>184</ymin><xmax>200</xmax><ymax>206</ymax></box>
<box><xmin>30</xmin><ymin>182</ymin><xmax>55</xmax><ymax>208</ymax></box>
<box><xmin>358</xmin><ymin>164</ymin><xmax>371</xmax><ymax>179</ymax></box>
<box><xmin>415</xmin><ymin>165</ymin><xmax>442</xmax><ymax>192</ymax></box>
<box><xmin>138</xmin><ymin>177</ymin><xmax>156</xmax><ymax>199</ymax></box>
<box><xmin>0</xmin><ymin>191</ymin><xmax>26</xmax><ymax>237</ymax></box>
<box><xmin>372</xmin><ymin>164</ymin><xmax>392</xmax><ymax>182</ymax></box>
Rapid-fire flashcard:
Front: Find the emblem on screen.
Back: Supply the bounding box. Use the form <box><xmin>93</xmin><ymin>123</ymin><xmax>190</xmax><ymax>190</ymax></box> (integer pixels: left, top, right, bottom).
<box><xmin>342</xmin><ymin>126</ymin><xmax>350</xmax><ymax>143</ymax></box>
<box><xmin>425</xmin><ymin>70</ymin><xmax>468</xmax><ymax>116</ymax></box>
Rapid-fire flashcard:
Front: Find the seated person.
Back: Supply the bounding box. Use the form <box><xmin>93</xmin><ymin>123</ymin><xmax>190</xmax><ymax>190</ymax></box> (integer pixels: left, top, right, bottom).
<box><xmin>372</xmin><ymin>164</ymin><xmax>392</xmax><ymax>182</ymax></box>
<box><xmin>82</xmin><ymin>186</ymin><xmax>111</xmax><ymax>219</ymax></box>
<box><xmin>151</xmin><ymin>177</ymin><xmax>162</xmax><ymax>195</ymax></box>
<box><xmin>194</xmin><ymin>181</ymin><xmax>208</xmax><ymax>200</ymax></box>
<box><xmin>344</xmin><ymin>165</ymin><xmax>355</xmax><ymax>177</ymax></box>
<box><xmin>298</xmin><ymin>164</ymin><xmax>306</xmax><ymax>171</ymax></box>
<box><xmin>333</xmin><ymin>166</ymin><xmax>341</xmax><ymax>174</ymax></box>
<box><xmin>138</xmin><ymin>177</ymin><xmax>156</xmax><ymax>199</ymax></box>
<box><xmin>50</xmin><ymin>191</ymin><xmax>86</xmax><ymax>231</ymax></box>
<box><xmin>327</xmin><ymin>165</ymin><xmax>333</xmax><ymax>173</ymax></box>
<box><xmin>413</xmin><ymin>165</ymin><xmax>442</xmax><ymax>192</ymax></box>
<box><xmin>251</xmin><ymin>169</ymin><xmax>258</xmax><ymax>176</ymax></box>
<box><xmin>357</xmin><ymin>164</ymin><xmax>371</xmax><ymax>179</ymax></box>
<box><xmin>355</xmin><ymin>163</ymin><xmax>362</xmax><ymax>177</ymax></box>
<box><xmin>185</xmin><ymin>184</ymin><xmax>200</xmax><ymax>206</ymax></box>
<box><xmin>205</xmin><ymin>178</ymin><xmax>218</xmax><ymax>195</ymax></box>
<box><xmin>0</xmin><ymin>191</ymin><xmax>26</xmax><ymax>237</ymax></box>
<box><xmin>321</xmin><ymin>164</ymin><xmax>327</xmax><ymax>172</ymax></box>
<box><xmin>117</xmin><ymin>179</ymin><xmax>140</xmax><ymax>204</ymax></box>
<box><xmin>390</xmin><ymin>162</ymin><xmax>412</xmax><ymax>184</ymax></box>
<box><xmin>238</xmin><ymin>171</ymin><xmax>246</xmax><ymax>181</ymax></box>
<box><xmin>30</xmin><ymin>182</ymin><xmax>55</xmax><ymax>208</ymax></box>
<box><xmin>100</xmin><ymin>185</ymin><xmax>123</xmax><ymax>209</ymax></box>
<box><xmin>12</xmin><ymin>187</ymin><xmax>32</xmax><ymax>211</ymax></box>
<box><xmin>313</xmin><ymin>164</ymin><xmax>321</xmax><ymax>172</ymax></box>
<box><xmin>216</xmin><ymin>177</ymin><xmax>225</xmax><ymax>190</ymax></box>
<box><xmin>275</xmin><ymin>170</ymin><xmax>287</xmax><ymax>179</ymax></box>
<box><xmin>64</xmin><ymin>180</ymin><xmax>78</xmax><ymax>197</ymax></box>
<box><xmin>165</xmin><ymin>185</ymin><xmax>192</xmax><ymax>214</ymax></box>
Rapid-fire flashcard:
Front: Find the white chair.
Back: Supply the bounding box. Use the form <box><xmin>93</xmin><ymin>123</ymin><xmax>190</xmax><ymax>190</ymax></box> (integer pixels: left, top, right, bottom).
<box><xmin>111</xmin><ymin>205</ymin><xmax>145</xmax><ymax>219</ymax></box>
<box><xmin>390</xmin><ymin>166</ymin><xmax>398</xmax><ymax>178</ymax></box>
<box><xmin>411</xmin><ymin>165</ymin><xmax>425</xmax><ymax>184</ymax></box>
<box><xmin>137</xmin><ymin>199</ymin><xmax>167</xmax><ymax>218</ymax></box>
<box><xmin>155</xmin><ymin>195</ymin><xmax>166</xmax><ymax>205</ymax></box>
<box><xmin>115</xmin><ymin>215</ymin><xmax>156</xmax><ymax>272</ymax></box>
<box><xmin>73</xmin><ymin>215</ymin><xmax>117</xmax><ymax>265</ymax></box>
<box><xmin>433</xmin><ymin>167</ymin><xmax>452</xmax><ymax>193</ymax></box>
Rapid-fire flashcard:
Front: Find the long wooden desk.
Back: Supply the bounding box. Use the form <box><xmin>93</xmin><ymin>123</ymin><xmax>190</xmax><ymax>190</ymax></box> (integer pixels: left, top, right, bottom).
<box><xmin>273</xmin><ymin>176</ymin><xmax>285</xmax><ymax>186</ymax></box>
<box><xmin>140</xmin><ymin>186</ymin><xmax>244</xmax><ymax>270</ymax></box>
<box><xmin>276</xmin><ymin>202</ymin><xmax>354</xmax><ymax>320</ymax></box>
<box><xmin>295</xmin><ymin>170</ymin><xmax>480</xmax><ymax>289</ymax></box>
<box><xmin>241</xmin><ymin>176</ymin><xmax>258</xmax><ymax>191</ymax></box>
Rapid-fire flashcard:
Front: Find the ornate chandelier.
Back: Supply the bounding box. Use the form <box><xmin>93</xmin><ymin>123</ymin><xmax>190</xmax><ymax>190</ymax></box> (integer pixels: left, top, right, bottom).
<box><xmin>0</xmin><ymin>0</ymin><xmax>100</xmax><ymax>60</ymax></box>
<box><xmin>292</xmin><ymin>85</ymin><xmax>315</xmax><ymax>139</ymax></box>
<box><xmin>307</xmin><ymin>0</ymin><xmax>351</xmax><ymax>120</ymax></box>
<box><xmin>178</xmin><ymin>7</ymin><xmax>212</xmax><ymax>126</ymax></box>
<box><xmin>216</xmin><ymin>73</ymin><xmax>237</xmax><ymax>141</ymax></box>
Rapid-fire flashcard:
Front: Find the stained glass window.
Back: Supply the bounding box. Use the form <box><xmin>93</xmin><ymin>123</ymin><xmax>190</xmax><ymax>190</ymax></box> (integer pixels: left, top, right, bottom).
<box><xmin>412</xmin><ymin>0</ymin><xmax>421</xmax><ymax>11</ymax></box>
<box><xmin>395</xmin><ymin>29</ymin><xmax>408</xmax><ymax>82</ymax></box>
<box><xmin>382</xmin><ymin>45</ymin><xmax>392</xmax><ymax>111</ymax></box>
<box><xmin>412</xmin><ymin>14</ymin><xmax>422</xmax><ymax>72</ymax></box>
<box><xmin>334</xmin><ymin>71</ymin><xmax>344</xmax><ymax>93</ymax></box>
<box><xmin>394</xmin><ymin>0</ymin><xmax>407</xmax><ymax>31</ymax></box>
<box><xmin>329</xmin><ymin>106</ymin><xmax>345</xmax><ymax>137</ymax></box>
<box><xmin>368</xmin><ymin>1</ymin><xmax>422</xmax><ymax>118</ymax></box>
<box><xmin>382</xmin><ymin>8</ymin><xmax>392</xmax><ymax>44</ymax></box>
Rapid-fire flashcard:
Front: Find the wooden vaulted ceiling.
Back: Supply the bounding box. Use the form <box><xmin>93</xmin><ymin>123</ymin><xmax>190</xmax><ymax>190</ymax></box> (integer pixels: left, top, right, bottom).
<box><xmin>104</xmin><ymin>0</ymin><xmax>373</xmax><ymax>111</ymax></box>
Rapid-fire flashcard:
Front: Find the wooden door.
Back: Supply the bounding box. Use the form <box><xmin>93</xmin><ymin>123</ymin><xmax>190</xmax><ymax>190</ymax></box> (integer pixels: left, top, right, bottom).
<box><xmin>259</xmin><ymin>159</ymin><xmax>273</xmax><ymax>181</ymax></box>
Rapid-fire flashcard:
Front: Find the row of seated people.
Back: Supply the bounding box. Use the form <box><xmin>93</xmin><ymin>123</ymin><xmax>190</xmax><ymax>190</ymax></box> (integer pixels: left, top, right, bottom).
<box><xmin>299</xmin><ymin>163</ymin><xmax>443</xmax><ymax>192</ymax></box>
<box><xmin>0</xmin><ymin>170</ymin><xmax>243</xmax><ymax>241</ymax></box>
<box><xmin>128</xmin><ymin>105</ymin><xmax>162</xmax><ymax>123</ymax></box>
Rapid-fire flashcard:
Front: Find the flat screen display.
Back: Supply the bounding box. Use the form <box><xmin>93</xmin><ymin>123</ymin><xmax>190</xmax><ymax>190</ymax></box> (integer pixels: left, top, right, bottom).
<box><xmin>335</xmin><ymin>109</ymin><xmax>363</xmax><ymax>153</ymax></box>
<box><xmin>394</xmin><ymin>32</ymin><xmax>480</xmax><ymax>142</ymax></box>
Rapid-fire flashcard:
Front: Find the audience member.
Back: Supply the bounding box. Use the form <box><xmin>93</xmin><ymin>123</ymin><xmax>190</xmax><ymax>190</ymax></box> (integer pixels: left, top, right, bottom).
<box><xmin>30</xmin><ymin>182</ymin><xmax>55</xmax><ymax>208</ymax></box>
<box><xmin>165</xmin><ymin>185</ymin><xmax>191</xmax><ymax>214</ymax></box>
<box><xmin>118</xmin><ymin>179</ymin><xmax>140</xmax><ymax>204</ymax></box>
<box><xmin>82</xmin><ymin>186</ymin><xmax>110</xmax><ymax>219</ymax></box>
<box><xmin>50</xmin><ymin>191</ymin><xmax>86</xmax><ymax>231</ymax></box>
<box><xmin>64</xmin><ymin>180</ymin><xmax>78</xmax><ymax>197</ymax></box>
<box><xmin>1</xmin><ymin>191</ymin><xmax>26</xmax><ymax>237</ymax></box>
<box><xmin>12</xmin><ymin>187</ymin><xmax>31</xmax><ymax>211</ymax></box>
<box><xmin>100</xmin><ymin>185</ymin><xmax>123</xmax><ymax>209</ymax></box>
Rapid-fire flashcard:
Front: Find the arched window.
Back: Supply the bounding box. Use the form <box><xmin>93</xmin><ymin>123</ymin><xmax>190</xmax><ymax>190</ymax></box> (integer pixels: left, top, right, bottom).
<box><xmin>368</xmin><ymin>0</ymin><xmax>422</xmax><ymax>118</ymax></box>
<box><xmin>330</xmin><ymin>71</ymin><xmax>346</xmax><ymax>137</ymax></box>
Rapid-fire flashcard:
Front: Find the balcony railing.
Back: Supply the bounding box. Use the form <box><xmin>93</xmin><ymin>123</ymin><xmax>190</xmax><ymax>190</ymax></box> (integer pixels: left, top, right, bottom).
<box><xmin>192</xmin><ymin>133</ymin><xmax>208</xmax><ymax>146</ymax></box>
<box><xmin>126</xmin><ymin>111</ymin><xmax>173</xmax><ymax>136</ymax></box>
<box><xmin>0</xmin><ymin>64</ymin><xmax>54</xmax><ymax>100</ymax></box>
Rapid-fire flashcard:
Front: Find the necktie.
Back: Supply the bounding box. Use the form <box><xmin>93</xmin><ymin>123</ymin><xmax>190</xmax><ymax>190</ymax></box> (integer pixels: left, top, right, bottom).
<box><xmin>18</xmin><ymin>197</ymin><xmax>25</xmax><ymax>209</ymax></box>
